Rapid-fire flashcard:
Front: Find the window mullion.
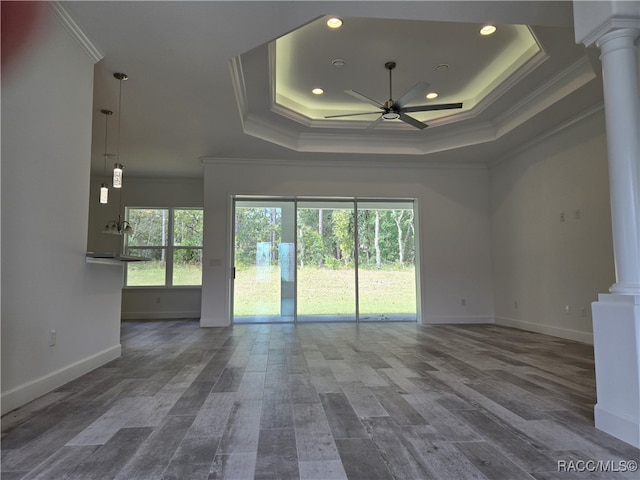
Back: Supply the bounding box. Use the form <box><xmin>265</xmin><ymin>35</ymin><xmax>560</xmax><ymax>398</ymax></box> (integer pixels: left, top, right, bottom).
<box><xmin>166</xmin><ymin>208</ymin><xmax>174</xmax><ymax>286</ymax></box>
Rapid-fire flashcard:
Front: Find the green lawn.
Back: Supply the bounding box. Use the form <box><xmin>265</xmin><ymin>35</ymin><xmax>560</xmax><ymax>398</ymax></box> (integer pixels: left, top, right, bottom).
<box><xmin>127</xmin><ymin>262</ymin><xmax>202</xmax><ymax>286</ymax></box>
<box><xmin>126</xmin><ymin>263</ymin><xmax>417</xmax><ymax>319</ymax></box>
<box><xmin>233</xmin><ymin>265</ymin><xmax>416</xmax><ymax>317</ymax></box>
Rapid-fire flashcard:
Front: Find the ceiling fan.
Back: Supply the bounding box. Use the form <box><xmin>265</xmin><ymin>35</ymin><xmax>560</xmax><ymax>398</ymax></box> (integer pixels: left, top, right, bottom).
<box><xmin>325</xmin><ymin>61</ymin><xmax>463</xmax><ymax>130</ymax></box>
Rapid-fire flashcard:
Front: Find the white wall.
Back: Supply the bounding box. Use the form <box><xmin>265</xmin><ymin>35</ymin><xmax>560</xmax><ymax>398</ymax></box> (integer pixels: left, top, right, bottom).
<box><xmin>489</xmin><ymin>109</ymin><xmax>615</xmax><ymax>344</ymax></box>
<box><xmin>201</xmin><ymin>159</ymin><xmax>495</xmax><ymax>326</ymax></box>
<box><xmin>88</xmin><ymin>177</ymin><xmax>203</xmax><ymax>319</ymax></box>
<box><xmin>1</xmin><ymin>7</ymin><xmax>122</xmax><ymax>413</ymax></box>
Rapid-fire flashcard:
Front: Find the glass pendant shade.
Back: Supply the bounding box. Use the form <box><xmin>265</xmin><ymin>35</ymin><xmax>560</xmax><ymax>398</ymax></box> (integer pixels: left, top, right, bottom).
<box><xmin>113</xmin><ymin>163</ymin><xmax>123</xmax><ymax>188</ymax></box>
<box><xmin>99</xmin><ymin>183</ymin><xmax>109</xmax><ymax>204</ymax></box>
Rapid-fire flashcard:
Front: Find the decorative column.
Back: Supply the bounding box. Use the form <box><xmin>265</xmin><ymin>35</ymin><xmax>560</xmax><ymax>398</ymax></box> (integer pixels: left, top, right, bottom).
<box><xmin>580</xmin><ymin>22</ymin><xmax>640</xmax><ymax>448</ymax></box>
<box><xmin>573</xmin><ymin>0</ymin><xmax>640</xmax><ymax>449</ymax></box>
<box><xmin>597</xmin><ymin>28</ymin><xmax>640</xmax><ymax>295</ymax></box>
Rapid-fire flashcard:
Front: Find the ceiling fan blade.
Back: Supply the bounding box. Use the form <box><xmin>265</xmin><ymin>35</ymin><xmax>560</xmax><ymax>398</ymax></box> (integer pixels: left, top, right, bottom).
<box><xmin>324</xmin><ymin>111</ymin><xmax>382</xmax><ymax>119</ymax></box>
<box><xmin>398</xmin><ymin>112</ymin><xmax>428</xmax><ymax>130</ymax></box>
<box><xmin>393</xmin><ymin>82</ymin><xmax>430</xmax><ymax>109</ymax></box>
<box><xmin>401</xmin><ymin>102</ymin><xmax>463</xmax><ymax>113</ymax></box>
<box><xmin>366</xmin><ymin>115</ymin><xmax>385</xmax><ymax>130</ymax></box>
<box><xmin>346</xmin><ymin>89</ymin><xmax>385</xmax><ymax>108</ymax></box>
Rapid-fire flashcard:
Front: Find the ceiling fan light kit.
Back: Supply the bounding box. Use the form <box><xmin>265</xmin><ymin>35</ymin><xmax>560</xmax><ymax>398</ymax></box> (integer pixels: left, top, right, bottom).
<box><xmin>325</xmin><ymin>61</ymin><xmax>463</xmax><ymax>130</ymax></box>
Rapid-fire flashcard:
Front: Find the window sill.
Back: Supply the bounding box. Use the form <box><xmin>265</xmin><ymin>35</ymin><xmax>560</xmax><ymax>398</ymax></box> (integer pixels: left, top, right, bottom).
<box><xmin>123</xmin><ymin>286</ymin><xmax>202</xmax><ymax>291</ymax></box>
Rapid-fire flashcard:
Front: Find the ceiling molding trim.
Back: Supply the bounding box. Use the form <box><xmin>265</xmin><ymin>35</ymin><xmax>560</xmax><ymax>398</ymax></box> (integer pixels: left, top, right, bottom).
<box><xmin>579</xmin><ymin>17</ymin><xmax>640</xmax><ymax>47</ymax></box>
<box><xmin>297</xmin><ymin>132</ymin><xmax>425</xmax><ymax>154</ymax></box>
<box><xmin>200</xmin><ymin>156</ymin><xmax>488</xmax><ymax>171</ymax></box>
<box><xmin>493</xmin><ymin>55</ymin><xmax>596</xmax><ymax>137</ymax></box>
<box><xmin>423</xmin><ymin>29</ymin><xmax>550</xmax><ymax>130</ymax></box>
<box><xmin>269</xmin><ymin>26</ymin><xmax>548</xmax><ymax>132</ymax></box>
<box><xmin>229</xmin><ymin>56</ymin><xmax>249</xmax><ymax>127</ymax></box>
<box><xmin>243</xmin><ymin>114</ymin><xmax>301</xmax><ymax>151</ymax></box>
<box><xmin>243</xmin><ymin>52</ymin><xmax>593</xmax><ymax>156</ymax></box>
<box><xmin>48</xmin><ymin>2</ymin><xmax>103</xmax><ymax>63</ymax></box>
<box><xmin>296</xmin><ymin>121</ymin><xmax>497</xmax><ymax>155</ymax></box>
<box><xmin>488</xmin><ymin>103</ymin><xmax>605</xmax><ymax>169</ymax></box>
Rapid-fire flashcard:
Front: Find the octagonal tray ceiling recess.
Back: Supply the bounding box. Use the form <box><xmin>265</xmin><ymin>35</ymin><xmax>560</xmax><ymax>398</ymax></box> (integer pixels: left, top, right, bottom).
<box><xmin>230</xmin><ymin>15</ymin><xmax>596</xmax><ymax>155</ymax></box>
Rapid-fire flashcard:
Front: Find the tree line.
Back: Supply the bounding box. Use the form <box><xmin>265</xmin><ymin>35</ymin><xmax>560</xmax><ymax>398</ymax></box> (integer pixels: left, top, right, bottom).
<box><xmin>235</xmin><ymin>207</ymin><xmax>415</xmax><ymax>269</ymax></box>
<box><xmin>126</xmin><ymin>208</ymin><xmax>203</xmax><ymax>265</ymax></box>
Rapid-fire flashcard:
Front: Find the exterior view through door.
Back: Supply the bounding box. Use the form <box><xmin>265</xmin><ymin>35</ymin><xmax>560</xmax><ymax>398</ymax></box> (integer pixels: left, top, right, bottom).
<box><xmin>233</xmin><ymin>199</ymin><xmax>417</xmax><ymax>323</ymax></box>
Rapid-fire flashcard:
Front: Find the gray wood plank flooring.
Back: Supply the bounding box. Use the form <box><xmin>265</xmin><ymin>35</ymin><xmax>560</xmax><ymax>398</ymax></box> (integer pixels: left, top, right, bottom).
<box><xmin>2</xmin><ymin>320</ymin><xmax>639</xmax><ymax>479</ymax></box>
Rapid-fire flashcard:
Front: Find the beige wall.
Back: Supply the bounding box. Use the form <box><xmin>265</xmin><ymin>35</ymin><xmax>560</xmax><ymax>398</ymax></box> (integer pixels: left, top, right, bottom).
<box><xmin>2</xmin><ymin>6</ymin><xmax>122</xmax><ymax>413</ymax></box>
<box><xmin>201</xmin><ymin>159</ymin><xmax>495</xmax><ymax>326</ymax></box>
<box><xmin>489</xmin><ymin>108</ymin><xmax>614</xmax><ymax>343</ymax></box>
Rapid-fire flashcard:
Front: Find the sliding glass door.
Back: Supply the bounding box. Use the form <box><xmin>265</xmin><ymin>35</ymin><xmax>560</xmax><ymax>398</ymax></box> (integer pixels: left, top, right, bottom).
<box><xmin>232</xmin><ymin>198</ymin><xmax>417</xmax><ymax>323</ymax></box>
<box><xmin>232</xmin><ymin>201</ymin><xmax>295</xmax><ymax>323</ymax></box>
<box><xmin>297</xmin><ymin>201</ymin><xmax>356</xmax><ymax>322</ymax></box>
<box><xmin>357</xmin><ymin>201</ymin><xmax>417</xmax><ymax>321</ymax></box>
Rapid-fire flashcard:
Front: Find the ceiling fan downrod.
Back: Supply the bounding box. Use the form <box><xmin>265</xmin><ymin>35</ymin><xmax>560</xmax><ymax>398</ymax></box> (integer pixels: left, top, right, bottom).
<box><xmin>383</xmin><ymin>62</ymin><xmax>400</xmax><ymax>118</ymax></box>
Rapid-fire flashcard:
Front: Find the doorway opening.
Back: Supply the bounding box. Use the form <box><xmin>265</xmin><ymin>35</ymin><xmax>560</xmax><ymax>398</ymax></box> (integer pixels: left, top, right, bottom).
<box><xmin>232</xmin><ymin>198</ymin><xmax>418</xmax><ymax>323</ymax></box>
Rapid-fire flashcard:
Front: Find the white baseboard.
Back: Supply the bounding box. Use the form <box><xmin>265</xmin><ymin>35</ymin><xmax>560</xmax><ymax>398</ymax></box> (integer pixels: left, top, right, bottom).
<box><xmin>200</xmin><ymin>316</ymin><xmax>231</xmax><ymax>327</ymax></box>
<box><xmin>495</xmin><ymin>316</ymin><xmax>593</xmax><ymax>344</ymax></box>
<box><xmin>595</xmin><ymin>403</ymin><xmax>640</xmax><ymax>448</ymax></box>
<box><xmin>422</xmin><ymin>315</ymin><xmax>494</xmax><ymax>325</ymax></box>
<box><xmin>1</xmin><ymin>344</ymin><xmax>121</xmax><ymax>415</ymax></box>
<box><xmin>121</xmin><ymin>310</ymin><xmax>200</xmax><ymax>320</ymax></box>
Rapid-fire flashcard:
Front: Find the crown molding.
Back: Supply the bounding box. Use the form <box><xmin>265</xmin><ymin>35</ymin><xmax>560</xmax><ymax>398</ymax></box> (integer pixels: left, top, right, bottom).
<box><xmin>242</xmin><ymin>114</ymin><xmax>301</xmax><ymax>151</ymax></box>
<box><xmin>229</xmin><ymin>55</ymin><xmax>249</xmax><ymax>127</ymax></box>
<box><xmin>48</xmin><ymin>2</ymin><xmax>103</xmax><ymax>63</ymax></box>
<box><xmin>232</xmin><ymin>19</ymin><xmax>598</xmax><ymax>159</ymax></box>
<box><xmin>200</xmin><ymin>156</ymin><xmax>488</xmax><ymax>171</ymax></box>
<box><xmin>488</xmin><ymin>103</ymin><xmax>605</xmax><ymax>169</ymax></box>
<box><xmin>238</xmin><ymin>54</ymin><xmax>595</xmax><ymax>157</ymax></box>
<box><xmin>493</xmin><ymin>55</ymin><xmax>596</xmax><ymax>136</ymax></box>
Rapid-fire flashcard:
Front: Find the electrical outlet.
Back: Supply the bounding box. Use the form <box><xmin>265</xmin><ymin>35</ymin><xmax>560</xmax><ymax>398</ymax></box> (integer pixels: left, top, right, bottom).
<box><xmin>560</xmin><ymin>212</ymin><xmax>566</xmax><ymax>223</ymax></box>
<box><xmin>574</xmin><ymin>209</ymin><xmax>581</xmax><ymax>220</ymax></box>
<box><xmin>565</xmin><ymin>305</ymin><xmax>571</xmax><ymax>314</ymax></box>
<box><xmin>514</xmin><ymin>300</ymin><xmax>519</xmax><ymax>309</ymax></box>
<box><xmin>580</xmin><ymin>307</ymin><xmax>587</xmax><ymax>317</ymax></box>
<box><xmin>156</xmin><ymin>297</ymin><xmax>161</xmax><ymax>304</ymax></box>
<box><xmin>48</xmin><ymin>330</ymin><xmax>57</xmax><ymax>347</ymax></box>
<box><xmin>461</xmin><ymin>298</ymin><xmax>466</xmax><ymax>307</ymax></box>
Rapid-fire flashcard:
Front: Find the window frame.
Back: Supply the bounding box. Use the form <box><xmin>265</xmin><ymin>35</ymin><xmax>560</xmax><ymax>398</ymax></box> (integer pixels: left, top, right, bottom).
<box><xmin>124</xmin><ymin>206</ymin><xmax>203</xmax><ymax>288</ymax></box>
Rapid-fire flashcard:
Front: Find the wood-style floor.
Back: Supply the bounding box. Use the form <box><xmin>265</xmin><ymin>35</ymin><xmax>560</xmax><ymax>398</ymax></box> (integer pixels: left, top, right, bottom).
<box><xmin>2</xmin><ymin>320</ymin><xmax>639</xmax><ymax>479</ymax></box>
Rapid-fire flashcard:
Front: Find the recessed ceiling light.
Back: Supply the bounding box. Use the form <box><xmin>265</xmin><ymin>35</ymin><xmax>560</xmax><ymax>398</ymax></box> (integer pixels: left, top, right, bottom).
<box><xmin>312</xmin><ymin>88</ymin><xmax>324</xmax><ymax>95</ymax></box>
<box><xmin>332</xmin><ymin>58</ymin><xmax>346</xmax><ymax>68</ymax></box>
<box><xmin>426</xmin><ymin>92</ymin><xmax>438</xmax><ymax>99</ymax></box>
<box><xmin>326</xmin><ymin>17</ymin><xmax>343</xmax><ymax>29</ymax></box>
<box><xmin>480</xmin><ymin>25</ymin><xmax>497</xmax><ymax>35</ymax></box>
<box><xmin>435</xmin><ymin>64</ymin><xmax>449</xmax><ymax>72</ymax></box>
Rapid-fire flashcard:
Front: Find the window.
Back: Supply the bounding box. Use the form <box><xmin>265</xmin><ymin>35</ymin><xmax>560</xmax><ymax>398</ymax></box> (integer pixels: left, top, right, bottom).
<box><xmin>125</xmin><ymin>208</ymin><xmax>203</xmax><ymax>287</ymax></box>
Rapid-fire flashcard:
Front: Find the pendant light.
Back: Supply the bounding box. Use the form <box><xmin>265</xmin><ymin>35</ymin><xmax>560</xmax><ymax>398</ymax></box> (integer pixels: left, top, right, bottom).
<box><xmin>99</xmin><ymin>109</ymin><xmax>113</xmax><ymax>204</ymax></box>
<box><xmin>102</xmin><ymin>72</ymin><xmax>133</xmax><ymax>236</ymax></box>
<box><xmin>112</xmin><ymin>72</ymin><xmax>128</xmax><ymax>188</ymax></box>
